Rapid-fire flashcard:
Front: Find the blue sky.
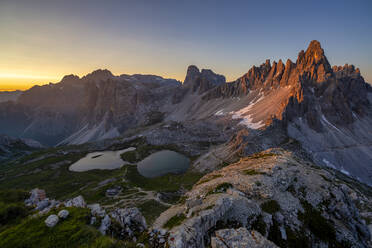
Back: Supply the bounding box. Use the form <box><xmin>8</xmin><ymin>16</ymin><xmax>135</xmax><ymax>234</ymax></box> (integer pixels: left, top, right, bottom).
<box><xmin>0</xmin><ymin>0</ymin><xmax>371</xmax><ymax>90</ymax></box>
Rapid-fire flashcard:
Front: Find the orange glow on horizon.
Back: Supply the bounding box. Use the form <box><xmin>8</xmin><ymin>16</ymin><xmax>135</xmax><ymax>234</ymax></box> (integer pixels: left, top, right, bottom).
<box><xmin>0</xmin><ymin>70</ymin><xmax>187</xmax><ymax>92</ymax></box>
<box><xmin>0</xmin><ymin>77</ymin><xmax>58</xmax><ymax>91</ymax></box>
<box><xmin>0</xmin><ymin>70</ymin><xmax>371</xmax><ymax>92</ymax></box>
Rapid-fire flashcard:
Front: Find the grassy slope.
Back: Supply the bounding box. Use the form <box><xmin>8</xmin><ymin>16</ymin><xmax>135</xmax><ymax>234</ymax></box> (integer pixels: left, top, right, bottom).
<box><xmin>0</xmin><ymin>139</ymin><xmax>204</xmax><ymax>243</ymax></box>
<box><xmin>0</xmin><ymin>206</ymin><xmax>117</xmax><ymax>248</ymax></box>
<box><xmin>0</xmin><ymin>152</ymin><xmax>124</xmax><ymax>200</ymax></box>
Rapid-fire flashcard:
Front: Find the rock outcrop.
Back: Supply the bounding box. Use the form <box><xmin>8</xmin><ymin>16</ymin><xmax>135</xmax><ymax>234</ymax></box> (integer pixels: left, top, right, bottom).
<box><xmin>183</xmin><ymin>65</ymin><xmax>225</xmax><ymax>94</ymax></box>
<box><xmin>99</xmin><ymin>215</ymin><xmax>111</xmax><ymax>235</ymax></box>
<box><xmin>45</xmin><ymin>214</ymin><xmax>59</xmax><ymax>228</ymax></box>
<box><xmin>211</xmin><ymin>228</ymin><xmax>278</xmax><ymax>248</ymax></box>
<box><xmin>156</xmin><ymin>149</ymin><xmax>371</xmax><ymax>248</ymax></box>
<box><xmin>111</xmin><ymin>207</ymin><xmax>147</xmax><ymax>238</ymax></box>
<box><xmin>65</xmin><ymin>195</ymin><xmax>86</xmax><ymax>208</ymax></box>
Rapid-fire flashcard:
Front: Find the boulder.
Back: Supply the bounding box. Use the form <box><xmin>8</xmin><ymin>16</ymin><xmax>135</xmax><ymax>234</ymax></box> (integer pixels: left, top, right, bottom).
<box><xmin>65</xmin><ymin>195</ymin><xmax>86</xmax><ymax>208</ymax></box>
<box><xmin>45</xmin><ymin>214</ymin><xmax>59</xmax><ymax>228</ymax></box>
<box><xmin>58</xmin><ymin>209</ymin><xmax>69</xmax><ymax>219</ymax></box>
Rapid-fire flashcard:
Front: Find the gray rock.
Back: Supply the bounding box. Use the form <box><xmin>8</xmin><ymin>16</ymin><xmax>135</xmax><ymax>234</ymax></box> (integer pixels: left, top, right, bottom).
<box><xmin>65</xmin><ymin>195</ymin><xmax>86</xmax><ymax>208</ymax></box>
<box><xmin>88</xmin><ymin>203</ymin><xmax>106</xmax><ymax>217</ymax></box>
<box><xmin>160</xmin><ymin>149</ymin><xmax>371</xmax><ymax>248</ymax></box>
<box><xmin>38</xmin><ymin>199</ymin><xmax>60</xmax><ymax>215</ymax></box>
<box><xmin>111</xmin><ymin>207</ymin><xmax>147</xmax><ymax>236</ymax></box>
<box><xmin>211</xmin><ymin>228</ymin><xmax>278</xmax><ymax>248</ymax></box>
<box><xmin>159</xmin><ymin>228</ymin><xmax>167</xmax><ymax>236</ymax></box>
<box><xmin>45</xmin><ymin>214</ymin><xmax>59</xmax><ymax>228</ymax></box>
<box><xmin>106</xmin><ymin>186</ymin><xmax>121</xmax><ymax>197</ymax></box>
<box><xmin>25</xmin><ymin>188</ymin><xmax>46</xmax><ymax>206</ymax></box>
<box><xmin>167</xmin><ymin>195</ymin><xmax>260</xmax><ymax>248</ymax></box>
<box><xmin>58</xmin><ymin>210</ymin><xmax>69</xmax><ymax>219</ymax></box>
<box><xmin>99</xmin><ymin>215</ymin><xmax>111</xmax><ymax>235</ymax></box>
<box><xmin>36</xmin><ymin>199</ymin><xmax>50</xmax><ymax>211</ymax></box>
<box><xmin>90</xmin><ymin>216</ymin><xmax>97</xmax><ymax>225</ymax></box>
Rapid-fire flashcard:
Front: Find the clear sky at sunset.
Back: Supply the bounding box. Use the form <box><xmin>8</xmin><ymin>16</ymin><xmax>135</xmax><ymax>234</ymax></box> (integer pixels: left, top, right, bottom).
<box><xmin>0</xmin><ymin>0</ymin><xmax>371</xmax><ymax>91</ymax></box>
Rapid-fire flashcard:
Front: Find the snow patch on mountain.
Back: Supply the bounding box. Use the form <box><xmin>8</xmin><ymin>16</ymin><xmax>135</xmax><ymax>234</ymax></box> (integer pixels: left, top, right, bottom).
<box><xmin>229</xmin><ymin>93</ymin><xmax>266</xmax><ymax>129</ymax></box>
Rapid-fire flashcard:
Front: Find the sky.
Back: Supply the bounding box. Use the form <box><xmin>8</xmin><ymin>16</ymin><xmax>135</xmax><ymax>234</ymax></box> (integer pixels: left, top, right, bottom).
<box><xmin>0</xmin><ymin>0</ymin><xmax>371</xmax><ymax>91</ymax></box>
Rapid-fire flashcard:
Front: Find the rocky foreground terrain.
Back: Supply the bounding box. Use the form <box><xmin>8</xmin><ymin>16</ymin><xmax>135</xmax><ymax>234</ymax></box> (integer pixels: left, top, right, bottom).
<box><xmin>159</xmin><ymin>149</ymin><xmax>372</xmax><ymax>247</ymax></box>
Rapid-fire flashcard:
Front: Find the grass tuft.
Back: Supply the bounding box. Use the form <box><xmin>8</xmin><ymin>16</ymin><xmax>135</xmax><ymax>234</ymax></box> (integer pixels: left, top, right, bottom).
<box><xmin>261</xmin><ymin>200</ymin><xmax>280</xmax><ymax>214</ymax></box>
<box><xmin>163</xmin><ymin>213</ymin><xmax>186</xmax><ymax>229</ymax></box>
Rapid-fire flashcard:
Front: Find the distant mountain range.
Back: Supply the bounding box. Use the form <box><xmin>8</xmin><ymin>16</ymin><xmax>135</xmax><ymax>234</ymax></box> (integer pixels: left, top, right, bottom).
<box><xmin>0</xmin><ymin>40</ymin><xmax>371</xmax><ymax>185</ymax></box>
<box><xmin>0</xmin><ymin>90</ymin><xmax>22</xmax><ymax>103</ymax></box>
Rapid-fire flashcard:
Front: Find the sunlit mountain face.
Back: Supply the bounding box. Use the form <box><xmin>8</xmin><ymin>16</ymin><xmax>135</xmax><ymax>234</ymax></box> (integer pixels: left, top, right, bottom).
<box><xmin>0</xmin><ymin>1</ymin><xmax>371</xmax><ymax>248</ymax></box>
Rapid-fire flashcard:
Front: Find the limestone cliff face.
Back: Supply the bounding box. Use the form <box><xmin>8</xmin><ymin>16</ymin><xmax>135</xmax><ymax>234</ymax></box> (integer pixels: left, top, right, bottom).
<box><xmin>0</xmin><ymin>70</ymin><xmax>181</xmax><ymax>145</ymax></box>
<box><xmin>183</xmin><ymin>65</ymin><xmax>226</xmax><ymax>94</ymax></box>
<box><xmin>204</xmin><ymin>40</ymin><xmax>370</xmax><ymax>130</ymax></box>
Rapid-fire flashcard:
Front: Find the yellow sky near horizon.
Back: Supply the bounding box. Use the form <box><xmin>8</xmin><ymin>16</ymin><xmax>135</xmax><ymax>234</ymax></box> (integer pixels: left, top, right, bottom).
<box><xmin>1</xmin><ymin>68</ymin><xmax>371</xmax><ymax>92</ymax></box>
<box><xmin>0</xmin><ymin>73</ymin><xmax>61</xmax><ymax>91</ymax></box>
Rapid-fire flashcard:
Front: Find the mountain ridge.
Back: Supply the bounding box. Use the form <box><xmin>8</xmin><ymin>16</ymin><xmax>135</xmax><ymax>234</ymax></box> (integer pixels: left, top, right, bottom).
<box><xmin>0</xmin><ymin>40</ymin><xmax>371</xmax><ymax>185</ymax></box>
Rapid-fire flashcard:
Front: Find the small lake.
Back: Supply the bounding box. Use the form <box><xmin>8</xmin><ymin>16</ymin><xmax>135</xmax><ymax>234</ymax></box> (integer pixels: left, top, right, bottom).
<box><xmin>137</xmin><ymin>150</ymin><xmax>190</xmax><ymax>178</ymax></box>
<box><xmin>69</xmin><ymin>147</ymin><xmax>135</xmax><ymax>172</ymax></box>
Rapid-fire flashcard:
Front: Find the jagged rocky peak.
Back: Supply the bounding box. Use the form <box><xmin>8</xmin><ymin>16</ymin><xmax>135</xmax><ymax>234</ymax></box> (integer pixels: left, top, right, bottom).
<box><xmin>183</xmin><ymin>65</ymin><xmax>226</xmax><ymax>94</ymax></box>
<box><xmin>82</xmin><ymin>69</ymin><xmax>115</xmax><ymax>82</ymax></box>
<box><xmin>296</xmin><ymin>40</ymin><xmax>332</xmax><ymax>83</ymax></box>
<box><xmin>59</xmin><ymin>74</ymin><xmax>81</xmax><ymax>85</ymax></box>
<box><xmin>184</xmin><ymin>65</ymin><xmax>200</xmax><ymax>84</ymax></box>
<box><xmin>333</xmin><ymin>64</ymin><xmax>362</xmax><ymax>79</ymax></box>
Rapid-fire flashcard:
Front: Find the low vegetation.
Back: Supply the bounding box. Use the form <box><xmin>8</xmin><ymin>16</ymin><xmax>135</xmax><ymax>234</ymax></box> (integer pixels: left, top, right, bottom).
<box><xmin>260</xmin><ymin>200</ymin><xmax>280</xmax><ymax>214</ymax></box>
<box><xmin>207</xmin><ymin>182</ymin><xmax>233</xmax><ymax>195</ymax></box>
<box><xmin>251</xmin><ymin>215</ymin><xmax>267</xmax><ymax>236</ymax></box>
<box><xmin>298</xmin><ymin>201</ymin><xmax>335</xmax><ymax>242</ymax></box>
<box><xmin>0</xmin><ymin>207</ymin><xmax>117</xmax><ymax>248</ymax></box>
<box><xmin>268</xmin><ymin>220</ymin><xmax>310</xmax><ymax>248</ymax></box>
<box><xmin>0</xmin><ymin>152</ymin><xmax>123</xmax><ymax>201</ymax></box>
<box><xmin>120</xmin><ymin>150</ymin><xmax>137</xmax><ymax>163</ymax></box>
<box><xmin>0</xmin><ymin>189</ymin><xmax>31</xmax><ymax>232</ymax></box>
<box><xmin>125</xmin><ymin>164</ymin><xmax>203</xmax><ymax>193</ymax></box>
<box><xmin>163</xmin><ymin>213</ymin><xmax>186</xmax><ymax>229</ymax></box>
<box><xmin>138</xmin><ymin>200</ymin><xmax>169</xmax><ymax>225</ymax></box>
<box><xmin>249</xmin><ymin>152</ymin><xmax>276</xmax><ymax>159</ymax></box>
<box><xmin>243</xmin><ymin>169</ymin><xmax>263</xmax><ymax>176</ymax></box>
<box><xmin>0</xmin><ymin>139</ymin><xmax>206</xmax><ymax>247</ymax></box>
